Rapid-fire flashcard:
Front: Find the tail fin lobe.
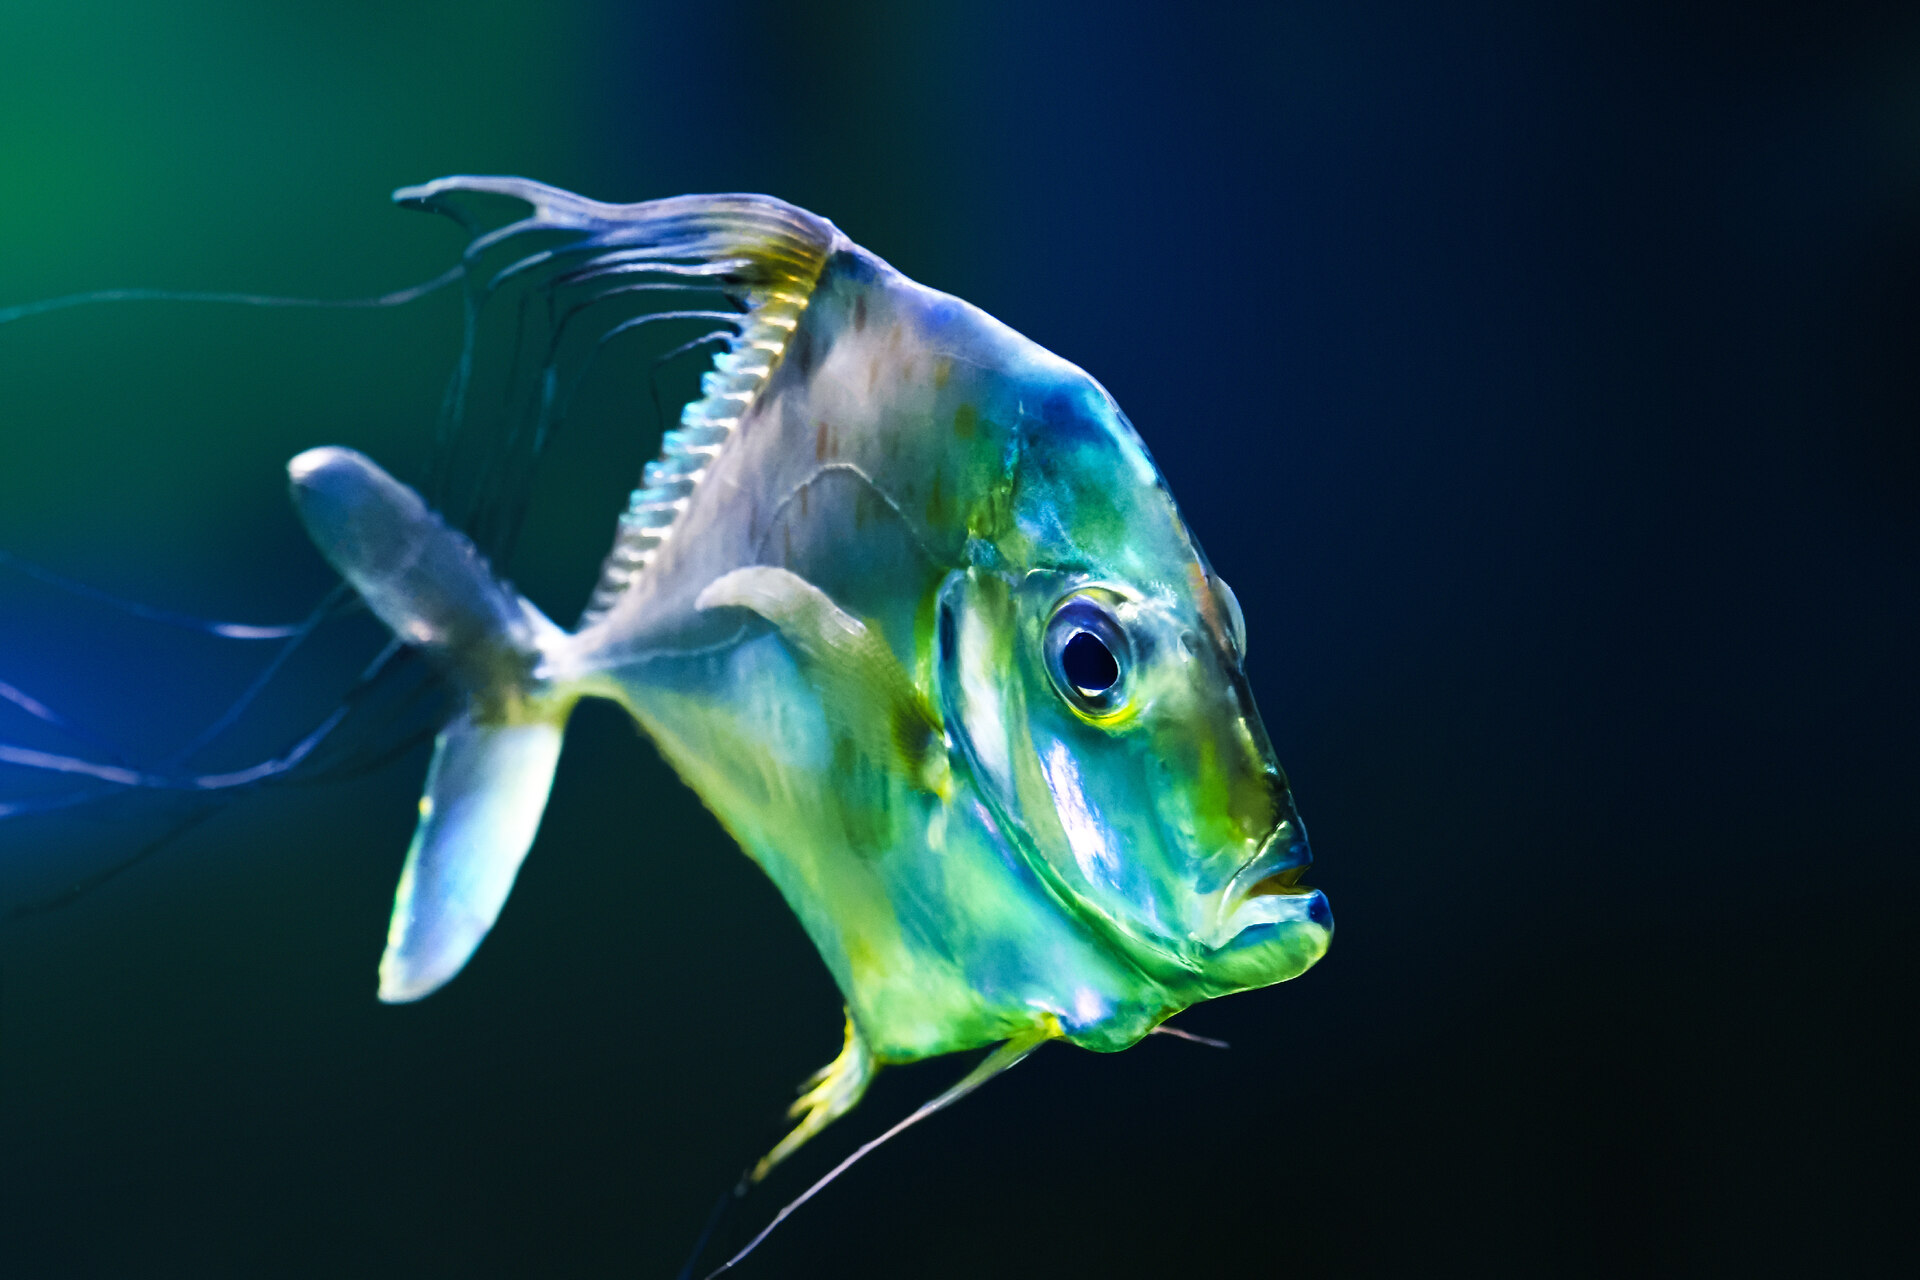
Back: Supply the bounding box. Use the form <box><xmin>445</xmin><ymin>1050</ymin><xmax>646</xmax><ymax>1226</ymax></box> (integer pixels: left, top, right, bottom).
<box><xmin>378</xmin><ymin>711</ymin><xmax>564</xmax><ymax>1002</ymax></box>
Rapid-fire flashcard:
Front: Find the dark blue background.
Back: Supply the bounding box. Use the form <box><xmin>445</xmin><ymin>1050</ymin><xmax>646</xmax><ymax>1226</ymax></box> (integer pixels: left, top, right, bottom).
<box><xmin>2</xmin><ymin>2</ymin><xmax>1913</xmax><ymax>1275</ymax></box>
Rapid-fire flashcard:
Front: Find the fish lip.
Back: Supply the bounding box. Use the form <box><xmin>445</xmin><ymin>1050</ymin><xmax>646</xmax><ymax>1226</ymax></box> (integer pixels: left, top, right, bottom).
<box><xmin>1206</xmin><ymin>821</ymin><xmax>1321</xmax><ymax>948</ymax></box>
<box><xmin>1223</xmin><ymin>825</ymin><xmax>1314</xmax><ymax>905</ymax></box>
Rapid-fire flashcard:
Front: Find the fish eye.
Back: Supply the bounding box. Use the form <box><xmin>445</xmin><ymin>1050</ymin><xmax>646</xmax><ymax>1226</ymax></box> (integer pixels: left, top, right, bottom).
<box><xmin>1062</xmin><ymin>631</ymin><xmax>1118</xmax><ymax>694</ymax></box>
<box><xmin>1044</xmin><ymin>595</ymin><xmax>1131</xmax><ymax>717</ymax></box>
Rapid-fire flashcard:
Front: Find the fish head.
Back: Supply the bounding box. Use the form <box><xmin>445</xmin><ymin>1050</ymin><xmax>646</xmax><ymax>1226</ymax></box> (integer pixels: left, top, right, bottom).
<box><xmin>939</xmin><ymin>360</ymin><xmax>1331</xmax><ymax>1008</ymax></box>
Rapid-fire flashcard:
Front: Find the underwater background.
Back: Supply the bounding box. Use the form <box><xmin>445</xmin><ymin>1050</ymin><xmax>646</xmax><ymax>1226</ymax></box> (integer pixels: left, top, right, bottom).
<box><xmin>1</xmin><ymin>1</ymin><xmax>1913</xmax><ymax>1275</ymax></box>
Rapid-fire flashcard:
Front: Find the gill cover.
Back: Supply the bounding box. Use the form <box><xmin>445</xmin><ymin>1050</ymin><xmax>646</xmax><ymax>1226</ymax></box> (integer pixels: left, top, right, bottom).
<box><xmin>934</xmin><ymin>570</ymin><xmax>1022</xmax><ymax>816</ymax></box>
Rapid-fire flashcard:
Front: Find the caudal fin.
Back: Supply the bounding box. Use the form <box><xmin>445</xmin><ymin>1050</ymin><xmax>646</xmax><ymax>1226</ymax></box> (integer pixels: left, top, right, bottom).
<box><xmin>288</xmin><ymin>447</ymin><xmax>573</xmax><ymax>1002</ymax></box>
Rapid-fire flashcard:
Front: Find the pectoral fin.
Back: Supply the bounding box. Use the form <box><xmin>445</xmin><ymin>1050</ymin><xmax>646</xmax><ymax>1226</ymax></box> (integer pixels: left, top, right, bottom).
<box><xmin>695</xmin><ymin>566</ymin><xmax>945</xmax><ymax>792</ymax></box>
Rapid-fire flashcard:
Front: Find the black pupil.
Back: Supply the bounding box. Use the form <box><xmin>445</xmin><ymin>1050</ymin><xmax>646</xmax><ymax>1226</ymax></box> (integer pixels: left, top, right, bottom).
<box><xmin>1061</xmin><ymin>629</ymin><xmax>1120</xmax><ymax>696</ymax></box>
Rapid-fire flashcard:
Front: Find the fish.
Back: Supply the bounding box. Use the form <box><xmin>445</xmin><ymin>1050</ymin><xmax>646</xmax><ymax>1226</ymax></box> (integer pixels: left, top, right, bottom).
<box><xmin>276</xmin><ymin>175</ymin><xmax>1334</xmax><ymax>1216</ymax></box>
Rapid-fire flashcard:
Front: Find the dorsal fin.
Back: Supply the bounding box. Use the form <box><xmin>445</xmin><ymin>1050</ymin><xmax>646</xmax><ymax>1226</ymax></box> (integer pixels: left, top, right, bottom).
<box><xmin>394</xmin><ymin>177</ymin><xmax>840</xmax><ymax>628</ymax></box>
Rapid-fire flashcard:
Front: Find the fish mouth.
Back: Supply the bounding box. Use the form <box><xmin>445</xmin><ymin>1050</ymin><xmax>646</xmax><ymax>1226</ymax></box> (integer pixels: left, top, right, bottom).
<box><xmin>1205</xmin><ymin>820</ymin><xmax>1329</xmax><ymax>948</ymax></box>
<box><xmin>1225</xmin><ymin>821</ymin><xmax>1316</xmax><ymax>902</ymax></box>
<box><xmin>1242</xmin><ymin>862</ymin><xmax>1313</xmax><ymax>898</ymax></box>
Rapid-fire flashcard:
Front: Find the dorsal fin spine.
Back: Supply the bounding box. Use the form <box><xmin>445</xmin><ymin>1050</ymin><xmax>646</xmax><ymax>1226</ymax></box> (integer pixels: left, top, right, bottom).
<box><xmin>381</xmin><ymin>179</ymin><xmax>837</xmax><ymax>625</ymax></box>
<box><xmin>574</xmin><ymin>222</ymin><xmax>833</xmax><ymax>626</ymax></box>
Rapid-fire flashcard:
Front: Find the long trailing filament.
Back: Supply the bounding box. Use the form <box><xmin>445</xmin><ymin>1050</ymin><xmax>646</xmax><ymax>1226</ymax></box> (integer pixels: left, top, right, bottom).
<box><xmin>391</xmin><ymin>178</ymin><xmax>840</xmax><ymax>627</ymax></box>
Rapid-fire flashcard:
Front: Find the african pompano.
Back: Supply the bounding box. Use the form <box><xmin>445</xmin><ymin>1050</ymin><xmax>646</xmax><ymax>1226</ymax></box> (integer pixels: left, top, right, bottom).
<box><xmin>286</xmin><ymin>176</ymin><xmax>1332</xmax><ymax>1183</ymax></box>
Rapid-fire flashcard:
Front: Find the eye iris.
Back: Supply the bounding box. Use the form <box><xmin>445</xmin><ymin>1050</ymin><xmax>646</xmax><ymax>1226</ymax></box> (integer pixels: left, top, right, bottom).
<box><xmin>1061</xmin><ymin>629</ymin><xmax>1120</xmax><ymax>697</ymax></box>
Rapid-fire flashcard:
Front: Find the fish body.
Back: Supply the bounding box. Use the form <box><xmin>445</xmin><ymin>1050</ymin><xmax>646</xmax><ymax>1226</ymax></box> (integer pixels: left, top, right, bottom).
<box><xmin>288</xmin><ymin>178</ymin><xmax>1331</xmax><ymax>1168</ymax></box>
